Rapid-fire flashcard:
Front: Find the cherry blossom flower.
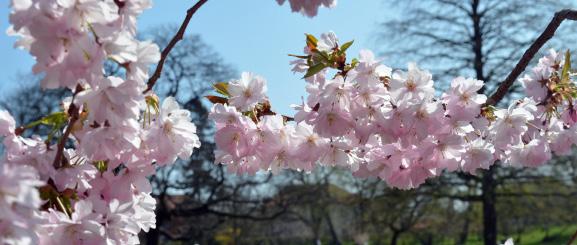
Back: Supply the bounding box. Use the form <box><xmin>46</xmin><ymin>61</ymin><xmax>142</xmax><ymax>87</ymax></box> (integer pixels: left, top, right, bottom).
<box><xmin>520</xmin><ymin>66</ymin><xmax>550</xmax><ymax>102</ymax></box>
<box><xmin>145</xmin><ymin>97</ymin><xmax>201</xmax><ymax>165</ymax></box>
<box><xmin>76</xmin><ymin>76</ymin><xmax>142</xmax><ymax>125</ymax></box>
<box><xmin>0</xmin><ymin>163</ymin><xmax>43</xmax><ymax>245</ymax></box>
<box><xmin>352</xmin><ymin>49</ymin><xmax>392</xmax><ymax>87</ymax></box>
<box><xmin>276</xmin><ymin>0</ymin><xmax>337</xmax><ymax>17</ymax></box>
<box><xmin>101</xmin><ymin>199</ymin><xmax>141</xmax><ymax>245</ymax></box>
<box><xmin>450</xmin><ymin>76</ymin><xmax>487</xmax><ymax>104</ymax></box>
<box><xmin>0</xmin><ymin>110</ymin><xmax>16</xmax><ymax>137</ymax></box>
<box><xmin>317</xmin><ymin>31</ymin><xmax>338</xmax><ymax>52</ymax></box>
<box><xmin>491</xmin><ymin>102</ymin><xmax>536</xmax><ymax>148</ymax></box>
<box><xmin>508</xmin><ymin>138</ymin><xmax>551</xmax><ymax>168</ymax></box>
<box><xmin>228</xmin><ymin>72</ymin><xmax>268</xmax><ymax>111</ymax></box>
<box><xmin>127</xmin><ymin>41</ymin><xmax>161</xmax><ymax>84</ymax></box>
<box><xmin>41</xmin><ymin>200</ymin><xmax>104</xmax><ymax>244</ymax></box>
<box><xmin>389</xmin><ymin>63</ymin><xmax>435</xmax><ymax>102</ymax></box>
<box><xmin>79</xmin><ymin>119</ymin><xmax>141</xmax><ymax>162</ymax></box>
<box><xmin>461</xmin><ymin>138</ymin><xmax>495</xmax><ymax>173</ymax></box>
<box><xmin>313</xmin><ymin>107</ymin><xmax>353</xmax><ymax>137</ymax></box>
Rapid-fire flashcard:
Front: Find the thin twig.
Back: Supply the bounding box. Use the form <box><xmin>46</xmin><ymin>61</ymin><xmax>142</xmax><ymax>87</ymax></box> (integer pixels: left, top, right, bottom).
<box><xmin>143</xmin><ymin>0</ymin><xmax>209</xmax><ymax>94</ymax></box>
<box><xmin>52</xmin><ymin>86</ymin><xmax>83</xmax><ymax>169</ymax></box>
<box><xmin>486</xmin><ymin>9</ymin><xmax>577</xmax><ymax>105</ymax></box>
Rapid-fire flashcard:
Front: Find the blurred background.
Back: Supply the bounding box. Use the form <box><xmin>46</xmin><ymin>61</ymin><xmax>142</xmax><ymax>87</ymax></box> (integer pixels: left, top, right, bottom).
<box><xmin>2</xmin><ymin>1</ymin><xmax>577</xmax><ymax>244</ymax></box>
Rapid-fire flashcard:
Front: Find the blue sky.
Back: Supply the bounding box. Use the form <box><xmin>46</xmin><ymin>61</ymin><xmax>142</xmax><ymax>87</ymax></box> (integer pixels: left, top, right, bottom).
<box><xmin>0</xmin><ymin>0</ymin><xmax>391</xmax><ymax>114</ymax></box>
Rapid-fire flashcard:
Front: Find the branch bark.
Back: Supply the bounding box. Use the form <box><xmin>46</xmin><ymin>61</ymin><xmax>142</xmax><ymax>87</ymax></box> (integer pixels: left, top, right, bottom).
<box><xmin>143</xmin><ymin>0</ymin><xmax>209</xmax><ymax>94</ymax></box>
<box><xmin>52</xmin><ymin>85</ymin><xmax>83</xmax><ymax>169</ymax></box>
<box><xmin>486</xmin><ymin>9</ymin><xmax>577</xmax><ymax>105</ymax></box>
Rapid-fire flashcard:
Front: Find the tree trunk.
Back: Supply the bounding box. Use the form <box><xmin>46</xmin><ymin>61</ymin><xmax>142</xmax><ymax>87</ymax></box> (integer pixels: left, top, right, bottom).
<box><xmin>457</xmin><ymin>209</ymin><xmax>470</xmax><ymax>245</ymax></box>
<box><xmin>482</xmin><ymin>167</ymin><xmax>497</xmax><ymax>245</ymax></box>
<box><xmin>390</xmin><ymin>231</ymin><xmax>400</xmax><ymax>245</ymax></box>
<box><xmin>145</xmin><ymin>194</ymin><xmax>166</xmax><ymax>245</ymax></box>
<box><xmin>324</xmin><ymin>211</ymin><xmax>341</xmax><ymax>245</ymax></box>
<box><xmin>145</xmin><ymin>213</ymin><xmax>163</xmax><ymax>245</ymax></box>
<box><xmin>471</xmin><ymin>0</ymin><xmax>487</xmax><ymax>94</ymax></box>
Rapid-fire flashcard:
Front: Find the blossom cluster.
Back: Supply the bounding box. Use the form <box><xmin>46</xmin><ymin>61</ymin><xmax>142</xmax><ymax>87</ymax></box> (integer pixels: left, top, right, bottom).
<box><xmin>210</xmin><ymin>32</ymin><xmax>577</xmax><ymax>189</ymax></box>
<box><xmin>275</xmin><ymin>0</ymin><xmax>337</xmax><ymax>17</ymax></box>
<box><xmin>2</xmin><ymin>0</ymin><xmax>200</xmax><ymax>244</ymax></box>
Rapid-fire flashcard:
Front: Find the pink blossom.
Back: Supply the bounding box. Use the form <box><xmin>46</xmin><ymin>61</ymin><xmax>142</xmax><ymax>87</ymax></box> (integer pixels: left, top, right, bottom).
<box><xmin>313</xmin><ymin>107</ymin><xmax>353</xmax><ymax>137</ymax></box>
<box><xmin>389</xmin><ymin>63</ymin><xmax>434</xmax><ymax>102</ymax></box>
<box><xmin>352</xmin><ymin>49</ymin><xmax>392</xmax><ymax>87</ymax></box>
<box><xmin>209</xmin><ymin>103</ymin><xmax>246</xmax><ymax>129</ymax></box>
<box><xmin>0</xmin><ymin>110</ymin><xmax>16</xmax><ymax>137</ymax></box>
<box><xmin>131</xmin><ymin>192</ymin><xmax>156</xmax><ymax>232</ymax></box>
<box><xmin>79</xmin><ymin>119</ymin><xmax>141</xmax><ymax>162</ymax></box>
<box><xmin>228</xmin><ymin>72</ymin><xmax>268</xmax><ymax>111</ymax></box>
<box><xmin>52</xmin><ymin>154</ymin><xmax>98</xmax><ymax>193</ymax></box>
<box><xmin>520</xmin><ymin>66</ymin><xmax>550</xmax><ymax>102</ymax></box>
<box><xmin>145</xmin><ymin>97</ymin><xmax>201</xmax><ymax>165</ymax></box>
<box><xmin>76</xmin><ymin>76</ymin><xmax>142</xmax><ymax>125</ymax></box>
<box><xmin>41</xmin><ymin>200</ymin><xmax>104</xmax><ymax>245</ymax></box>
<box><xmin>317</xmin><ymin>31</ymin><xmax>338</xmax><ymax>52</ymax></box>
<box><xmin>508</xmin><ymin>138</ymin><xmax>551</xmax><ymax>168</ymax></box>
<box><xmin>292</xmin><ymin>123</ymin><xmax>329</xmax><ymax>170</ymax></box>
<box><xmin>127</xmin><ymin>41</ymin><xmax>161</xmax><ymax>84</ymax></box>
<box><xmin>101</xmin><ymin>199</ymin><xmax>141</xmax><ymax>245</ymax></box>
<box><xmin>0</xmin><ymin>163</ymin><xmax>43</xmax><ymax>245</ymax></box>
<box><xmin>461</xmin><ymin>138</ymin><xmax>495</xmax><ymax>173</ymax></box>
<box><xmin>443</xmin><ymin>77</ymin><xmax>486</xmax><ymax>120</ymax></box>
<box><xmin>276</xmin><ymin>0</ymin><xmax>337</xmax><ymax>18</ymax></box>
<box><xmin>549</xmin><ymin>121</ymin><xmax>577</xmax><ymax>155</ymax></box>
<box><xmin>214</xmin><ymin>125</ymin><xmax>254</xmax><ymax>159</ymax></box>
<box><xmin>491</xmin><ymin>102</ymin><xmax>536</xmax><ymax>148</ymax></box>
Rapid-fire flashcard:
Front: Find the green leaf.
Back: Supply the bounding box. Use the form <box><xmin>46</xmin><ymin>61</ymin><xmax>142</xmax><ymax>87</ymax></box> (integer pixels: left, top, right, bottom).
<box><xmin>351</xmin><ymin>58</ymin><xmax>359</xmax><ymax>67</ymax></box>
<box><xmin>306</xmin><ymin>33</ymin><xmax>318</xmax><ymax>50</ymax></box>
<box><xmin>312</xmin><ymin>50</ymin><xmax>330</xmax><ymax>63</ymax></box>
<box><xmin>39</xmin><ymin>186</ymin><xmax>56</xmax><ymax>201</ymax></box>
<box><xmin>213</xmin><ymin>82</ymin><xmax>230</xmax><ymax>97</ymax></box>
<box><xmin>303</xmin><ymin>63</ymin><xmax>327</xmax><ymax>78</ymax></box>
<box><xmin>340</xmin><ymin>40</ymin><xmax>354</xmax><ymax>53</ymax></box>
<box><xmin>26</xmin><ymin>111</ymin><xmax>68</xmax><ymax>128</ymax></box>
<box><xmin>243</xmin><ymin>110</ymin><xmax>255</xmax><ymax>118</ymax></box>
<box><xmin>288</xmin><ymin>54</ymin><xmax>310</xmax><ymax>59</ymax></box>
<box><xmin>562</xmin><ymin>50</ymin><xmax>571</xmax><ymax>83</ymax></box>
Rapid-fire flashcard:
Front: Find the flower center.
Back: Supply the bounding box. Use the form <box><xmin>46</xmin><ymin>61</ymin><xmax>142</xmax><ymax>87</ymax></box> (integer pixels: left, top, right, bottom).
<box><xmin>243</xmin><ymin>89</ymin><xmax>252</xmax><ymax>98</ymax></box>
<box><xmin>163</xmin><ymin>121</ymin><xmax>173</xmax><ymax>135</ymax></box>
<box><xmin>406</xmin><ymin>80</ymin><xmax>416</xmax><ymax>91</ymax></box>
<box><xmin>327</xmin><ymin>113</ymin><xmax>336</xmax><ymax>125</ymax></box>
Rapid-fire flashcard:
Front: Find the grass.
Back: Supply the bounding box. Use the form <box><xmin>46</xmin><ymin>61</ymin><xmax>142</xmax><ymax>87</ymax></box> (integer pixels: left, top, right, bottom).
<box><xmin>458</xmin><ymin>225</ymin><xmax>577</xmax><ymax>245</ymax></box>
<box><xmin>510</xmin><ymin>225</ymin><xmax>577</xmax><ymax>245</ymax></box>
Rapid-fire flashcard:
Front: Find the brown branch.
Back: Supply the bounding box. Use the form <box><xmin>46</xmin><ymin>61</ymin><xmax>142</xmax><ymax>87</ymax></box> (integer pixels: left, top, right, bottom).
<box><xmin>52</xmin><ymin>85</ymin><xmax>83</xmax><ymax>169</ymax></box>
<box><xmin>486</xmin><ymin>9</ymin><xmax>577</xmax><ymax>105</ymax></box>
<box><xmin>143</xmin><ymin>0</ymin><xmax>209</xmax><ymax>94</ymax></box>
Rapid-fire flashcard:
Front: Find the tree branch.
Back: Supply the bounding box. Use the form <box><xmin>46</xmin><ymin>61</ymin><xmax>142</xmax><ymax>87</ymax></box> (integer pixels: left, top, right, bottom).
<box><xmin>486</xmin><ymin>9</ymin><xmax>577</xmax><ymax>105</ymax></box>
<box><xmin>52</xmin><ymin>85</ymin><xmax>83</xmax><ymax>169</ymax></box>
<box><xmin>143</xmin><ymin>0</ymin><xmax>209</xmax><ymax>94</ymax></box>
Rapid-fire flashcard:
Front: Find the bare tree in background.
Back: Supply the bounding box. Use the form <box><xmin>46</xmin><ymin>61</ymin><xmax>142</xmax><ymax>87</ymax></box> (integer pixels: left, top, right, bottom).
<box><xmin>379</xmin><ymin>1</ymin><xmax>577</xmax><ymax>244</ymax></box>
<box><xmin>0</xmin><ymin>75</ymin><xmax>69</xmax><ymax>138</ymax></box>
